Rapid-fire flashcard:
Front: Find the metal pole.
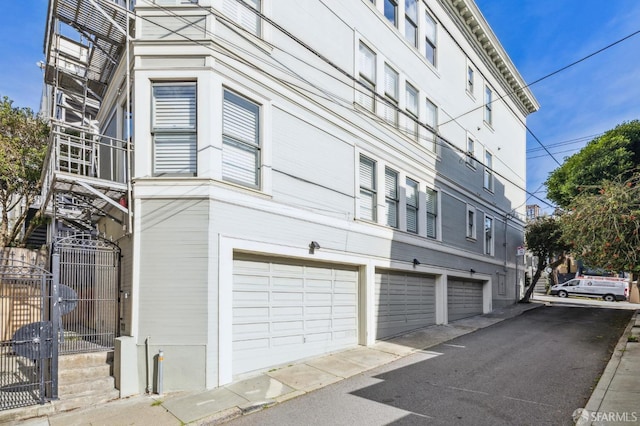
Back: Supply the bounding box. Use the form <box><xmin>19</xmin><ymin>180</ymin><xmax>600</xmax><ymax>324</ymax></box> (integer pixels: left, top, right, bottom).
<box><xmin>157</xmin><ymin>349</ymin><xmax>164</xmax><ymax>396</ymax></box>
<box><xmin>51</xmin><ymin>251</ymin><xmax>60</xmax><ymax>400</ymax></box>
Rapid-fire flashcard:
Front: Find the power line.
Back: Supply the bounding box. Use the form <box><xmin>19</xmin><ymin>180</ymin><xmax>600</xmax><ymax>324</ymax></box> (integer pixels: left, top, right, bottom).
<box><xmin>111</xmin><ymin>2</ymin><xmax>556</xmax><ymax>211</ymax></box>
<box><xmin>528</xmin><ymin>147</ymin><xmax>583</xmax><ymax>160</ymax></box>
<box><xmin>439</xmin><ymin>27</ymin><xmax>640</xmax><ymax>165</ymax></box>
<box><xmin>527</xmin><ymin>133</ymin><xmax>602</xmax><ymax>153</ymax></box>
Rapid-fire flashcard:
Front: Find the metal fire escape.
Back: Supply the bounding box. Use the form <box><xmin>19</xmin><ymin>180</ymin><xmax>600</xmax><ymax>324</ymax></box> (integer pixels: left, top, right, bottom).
<box><xmin>41</xmin><ymin>0</ymin><xmax>134</xmax><ymax>233</ymax></box>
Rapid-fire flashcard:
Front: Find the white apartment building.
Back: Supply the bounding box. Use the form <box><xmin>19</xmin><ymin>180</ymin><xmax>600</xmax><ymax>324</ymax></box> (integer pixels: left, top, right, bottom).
<box><xmin>41</xmin><ymin>0</ymin><xmax>538</xmax><ymax>394</ymax></box>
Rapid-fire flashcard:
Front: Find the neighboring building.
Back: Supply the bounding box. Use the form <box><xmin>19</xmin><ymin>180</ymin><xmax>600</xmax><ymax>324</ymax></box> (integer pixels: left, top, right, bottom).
<box><xmin>41</xmin><ymin>0</ymin><xmax>538</xmax><ymax>394</ymax></box>
<box><xmin>526</xmin><ymin>204</ymin><xmax>541</xmax><ymax>221</ymax></box>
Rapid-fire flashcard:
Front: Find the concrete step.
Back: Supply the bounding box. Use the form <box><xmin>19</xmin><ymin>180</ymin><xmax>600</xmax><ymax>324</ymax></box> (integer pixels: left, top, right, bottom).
<box><xmin>59</xmin><ymin>364</ymin><xmax>112</xmax><ymax>384</ymax></box>
<box><xmin>0</xmin><ymin>402</ymin><xmax>54</xmax><ymax>424</ymax></box>
<box><xmin>59</xmin><ymin>376</ymin><xmax>115</xmax><ymax>397</ymax></box>
<box><xmin>58</xmin><ymin>352</ymin><xmax>113</xmax><ymax>369</ymax></box>
<box><xmin>53</xmin><ymin>388</ymin><xmax>120</xmax><ymax>413</ymax></box>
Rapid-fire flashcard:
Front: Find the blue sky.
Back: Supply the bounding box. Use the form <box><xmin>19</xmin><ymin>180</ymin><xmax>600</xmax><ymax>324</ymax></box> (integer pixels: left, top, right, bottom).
<box><xmin>2</xmin><ymin>1</ymin><xmax>640</xmax><ymax>213</ymax></box>
<box><xmin>475</xmin><ymin>0</ymin><xmax>640</xmax><ymax>212</ymax></box>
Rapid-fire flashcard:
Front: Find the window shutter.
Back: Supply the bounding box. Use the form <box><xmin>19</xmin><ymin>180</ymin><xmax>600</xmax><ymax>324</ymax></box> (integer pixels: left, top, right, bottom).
<box><xmin>407</xmin><ymin>179</ymin><xmax>418</xmax><ymax>234</ymax></box>
<box><xmin>359</xmin><ymin>79</ymin><xmax>375</xmax><ymax>112</ymax></box>
<box><xmin>222</xmin><ymin>138</ymin><xmax>258</xmax><ymax>186</ymax></box>
<box><xmin>359</xmin><ymin>156</ymin><xmax>376</xmax><ymax>221</ymax></box>
<box><xmin>153</xmin><ymin>85</ymin><xmax>196</xmax><ymax>129</ymax></box>
<box><xmin>358</xmin><ymin>43</ymin><xmax>376</xmax><ymax>111</ymax></box>
<box><xmin>152</xmin><ymin>83</ymin><xmax>197</xmax><ymax>175</ymax></box>
<box><xmin>426</xmin><ymin>188</ymin><xmax>437</xmax><ymax>238</ymax></box>
<box><xmin>385</xmin><ymin>168</ymin><xmax>398</xmax><ymax>227</ymax></box>
<box><xmin>359</xmin><ymin>190</ymin><xmax>375</xmax><ymax>221</ymax></box>
<box><xmin>359</xmin><ymin>43</ymin><xmax>376</xmax><ymax>82</ymax></box>
<box><xmin>154</xmin><ymin>133</ymin><xmax>196</xmax><ymax>175</ymax></box>
<box><xmin>384</xmin><ymin>65</ymin><xmax>398</xmax><ymax>100</ymax></box>
<box><xmin>222</xmin><ymin>90</ymin><xmax>260</xmax><ymax>187</ymax></box>
<box><xmin>406</xmin><ymin>180</ymin><xmax>417</xmax><ymax>206</ymax></box>
<box><xmin>406</xmin><ymin>85</ymin><xmax>418</xmax><ymax>116</ymax></box>
<box><xmin>407</xmin><ymin>208</ymin><xmax>417</xmax><ymax>233</ymax></box>
<box><xmin>223</xmin><ymin>92</ymin><xmax>258</xmax><ymax>145</ymax></box>
<box><xmin>425</xmin><ymin>99</ymin><xmax>437</xmax><ymax>128</ymax></box>
<box><xmin>385</xmin><ymin>168</ymin><xmax>397</xmax><ymax>199</ymax></box>
<box><xmin>223</xmin><ymin>0</ymin><xmax>260</xmax><ymax>35</ymax></box>
<box><xmin>360</xmin><ymin>157</ymin><xmax>375</xmax><ymax>189</ymax></box>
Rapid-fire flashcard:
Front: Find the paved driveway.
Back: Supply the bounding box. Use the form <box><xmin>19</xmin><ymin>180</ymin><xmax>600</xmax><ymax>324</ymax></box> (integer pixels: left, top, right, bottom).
<box><xmin>228</xmin><ymin>306</ymin><xmax>633</xmax><ymax>425</ymax></box>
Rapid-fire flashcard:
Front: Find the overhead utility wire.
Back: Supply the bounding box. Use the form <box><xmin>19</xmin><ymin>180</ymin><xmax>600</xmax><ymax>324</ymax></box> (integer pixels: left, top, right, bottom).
<box><xmin>132</xmin><ymin>2</ymin><xmax>556</xmax><ymax>210</ymax></box>
<box><xmin>441</xmin><ymin>27</ymin><xmax>640</xmax><ymax>165</ymax></box>
<box><xmin>526</xmin><ymin>133</ymin><xmax>603</xmax><ymax>153</ymax></box>
<box><xmin>224</xmin><ymin>0</ymin><xmax>537</xmax><ymax>188</ymax></box>
<box><xmin>442</xmin><ymin>27</ymin><xmax>640</xmax><ymax>129</ymax></box>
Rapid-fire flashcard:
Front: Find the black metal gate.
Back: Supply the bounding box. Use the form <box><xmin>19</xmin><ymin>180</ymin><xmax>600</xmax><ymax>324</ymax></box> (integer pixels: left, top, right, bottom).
<box><xmin>0</xmin><ymin>234</ymin><xmax>120</xmax><ymax>411</ymax></box>
<box><xmin>54</xmin><ymin>234</ymin><xmax>121</xmax><ymax>354</ymax></box>
<box><xmin>0</xmin><ymin>259</ymin><xmax>56</xmax><ymax>410</ymax></box>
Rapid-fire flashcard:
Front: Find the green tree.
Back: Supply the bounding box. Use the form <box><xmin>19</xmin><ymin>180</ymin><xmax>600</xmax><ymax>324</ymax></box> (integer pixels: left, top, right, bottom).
<box><xmin>560</xmin><ymin>174</ymin><xmax>640</xmax><ymax>277</ymax></box>
<box><xmin>546</xmin><ymin>120</ymin><xmax>640</xmax><ymax>209</ymax></box>
<box><xmin>521</xmin><ymin>216</ymin><xmax>569</xmax><ymax>303</ymax></box>
<box><xmin>0</xmin><ymin>96</ymin><xmax>49</xmax><ymax>247</ymax></box>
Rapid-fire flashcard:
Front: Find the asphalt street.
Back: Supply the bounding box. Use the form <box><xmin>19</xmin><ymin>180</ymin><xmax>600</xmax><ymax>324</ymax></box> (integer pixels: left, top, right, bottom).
<box><xmin>227</xmin><ymin>305</ymin><xmax>633</xmax><ymax>426</ymax></box>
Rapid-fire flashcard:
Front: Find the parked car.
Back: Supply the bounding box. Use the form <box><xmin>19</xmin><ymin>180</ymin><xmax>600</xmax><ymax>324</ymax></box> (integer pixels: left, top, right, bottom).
<box><xmin>549</xmin><ymin>276</ymin><xmax>629</xmax><ymax>302</ymax></box>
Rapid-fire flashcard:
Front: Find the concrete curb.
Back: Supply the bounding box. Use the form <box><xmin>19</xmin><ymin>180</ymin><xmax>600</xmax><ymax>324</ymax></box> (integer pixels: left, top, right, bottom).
<box><xmin>578</xmin><ymin>310</ymin><xmax>638</xmax><ymax>425</ymax></box>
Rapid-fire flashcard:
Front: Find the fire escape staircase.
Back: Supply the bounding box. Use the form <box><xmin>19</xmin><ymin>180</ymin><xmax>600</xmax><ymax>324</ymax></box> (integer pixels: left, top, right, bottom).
<box><xmin>41</xmin><ymin>0</ymin><xmax>134</xmax><ymax>232</ymax></box>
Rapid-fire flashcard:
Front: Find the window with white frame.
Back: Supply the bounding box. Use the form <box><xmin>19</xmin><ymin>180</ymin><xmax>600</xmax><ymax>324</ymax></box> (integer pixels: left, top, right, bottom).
<box><xmin>152</xmin><ymin>82</ymin><xmax>197</xmax><ymax>176</ymax></box>
<box><xmin>484</xmin><ymin>215</ymin><xmax>494</xmax><ymax>255</ymax></box>
<box><xmin>424</xmin><ymin>11</ymin><xmax>437</xmax><ymax>66</ymax></box>
<box><xmin>359</xmin><ymin>155</ymin><xmax>377</xmax><ymax>221</ymax></box>
<box><xmin>405</xmin><ymin>83</ymin><xmax>419</xmax><ymax>139</ymax></box>
<box><xmin>222</xmin><ymin>89</ymin><xmax>261</xmax><ymax>188</ymax></box>
<box><xmin>467</xmin><ymin>65</ymin><xmax>474</xmax><ymax>94</ymax></box>
<box><xmin>383</xmin><ymin>64</ymin><xmax>399</xmax><ymax>127</ymax></box>
<box><xmin>405</xmin><ymin>0</ymin><xmax>418</xmax><ymax>47</ymax></box>
<box><xmin>483</xmin><ymin>150</ymin><xmax>494</xmax><ymax>192</ymax></box>
<box><xmin>223</xmin><ymin>0</ymin><xmax>261</xmax><ymax>36</ymax></box>
<box><xmin>426</xmin><ymin>187</ymin><xmax>437</xmax><ymax>238</ymax></box>
<box><xmin>425</xmin><ymin>98</ymin><xmax>437</xmax><ymax>130</ymax></box>
<box><xmin>385</xmin><ymin>167</ymin><xmax>399</xmax><ymax>228</ymax></box>
<box><xmin>384</xmin><ymin>0</ymin><xmax>398</xmax><ymax>27</ymax></box>
<box><xmin>484</xmin><ymin>85</ymin><xmax>493</xmax><ymax>125</ymax></box>
<box><xmin>406</xmin><ymin>177</ymin><xmax>419</xmax><ymax>233</ymax></box>
<box><xmin>425</xmin><ymin>98</ymin><xmax>438</xmax><ymax>152</ymax></box>
<box><xmin>466</xmin><ymin>137</ymin><xmax>476</xmax><ymax>168</ymax></box>
<box><xmin>466</xmin><ymin>205</ymin><xmax>476</xmax><ymax>239</ymax></box>
<box><xmin>358</xmin><ymin>42</ymin><xmax>376</xmax><ymax>112</ymax></box>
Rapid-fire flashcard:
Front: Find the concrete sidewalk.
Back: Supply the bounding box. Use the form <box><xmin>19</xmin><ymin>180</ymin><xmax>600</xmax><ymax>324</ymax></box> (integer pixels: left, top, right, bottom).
<box><xmin>577</xmin><ymin>310</ymin><xmax>640</xmax><ymax>426</ymax></box>
<box><xmin>3</xmin><ymin>301</ymin><xmax>636</xmax><ymax>425</ymax></box>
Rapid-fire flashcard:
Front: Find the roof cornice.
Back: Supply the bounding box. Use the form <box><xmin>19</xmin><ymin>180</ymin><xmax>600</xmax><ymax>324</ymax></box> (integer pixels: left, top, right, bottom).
<box><xmin>443</xmin><ymin>0</ymin><xmax>540</xmax><ymax>115</ymax></box>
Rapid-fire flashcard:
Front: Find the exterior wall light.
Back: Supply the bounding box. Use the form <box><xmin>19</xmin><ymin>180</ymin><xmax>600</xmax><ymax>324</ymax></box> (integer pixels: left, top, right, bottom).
<box><xmin>309</xmin><ymin>241</ymin><xmax>320</xmax><ymax>254</ymax></box>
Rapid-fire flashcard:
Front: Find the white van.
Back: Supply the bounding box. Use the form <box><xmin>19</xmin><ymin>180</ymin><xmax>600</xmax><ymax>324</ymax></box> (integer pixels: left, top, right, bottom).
<box><xmin>550</xmin><ymin>276</ymin><xmax>629</xmax><ymax>301</ymax></box>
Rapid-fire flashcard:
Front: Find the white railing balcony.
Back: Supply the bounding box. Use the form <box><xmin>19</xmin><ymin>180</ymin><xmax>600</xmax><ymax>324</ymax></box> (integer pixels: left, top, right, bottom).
<box><xmin>48</xmin><ymin>123</ymin><xmax>131</xmax><ymax>185</ymax></box>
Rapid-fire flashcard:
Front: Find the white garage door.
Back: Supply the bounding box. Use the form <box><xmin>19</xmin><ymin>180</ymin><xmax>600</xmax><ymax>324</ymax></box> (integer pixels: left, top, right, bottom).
<box><xmin>375</xmin><ymin>271</ymin><xmax>436</xmax><ymax>339</ymax></box>
<box><xmin>448</xmin><ymin>279</ymin><xmax>483</xmax><ymax>321</ymax></box>
<box><xmin>233</xmin><ymin>256</ymin><xmax>359</xmax><ymax>376</ymax></box>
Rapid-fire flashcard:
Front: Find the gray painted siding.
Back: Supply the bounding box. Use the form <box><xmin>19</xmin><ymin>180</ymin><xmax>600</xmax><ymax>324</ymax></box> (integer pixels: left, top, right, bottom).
<box><xmin>137</xmin><ymin>343</ymin><xmax>206</xmax><ymax>392</ymax></box>
<box><xmin>437</xmin><ymin>144</ymin><xmax>521</xmax><ymax>216</ymax></box>
<box><xmin>140</xmin><ymin>15</ymin><xmax>208</xmax><ymax>40</ymax></box>
<box><xmin>439</xmin><ymin>193</ymin><xmax>481</xmax><ymax>254</ymax></box>
<box><xmin>271</xmin><ymin>107</ymin><xmax>355</xmax><ymax>216</ymax></box>
<box><xmin>139</xmin><ymin>199</ymin><xmax>210</xmax><ymax>344</ymax></box>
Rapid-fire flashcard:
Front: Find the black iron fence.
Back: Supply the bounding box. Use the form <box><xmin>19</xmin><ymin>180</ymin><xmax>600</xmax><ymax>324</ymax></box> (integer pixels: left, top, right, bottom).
<box><xmin>0</xmin><ymin>260</ymin><xmax>56</xmax><ymax>410</ymax></box>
